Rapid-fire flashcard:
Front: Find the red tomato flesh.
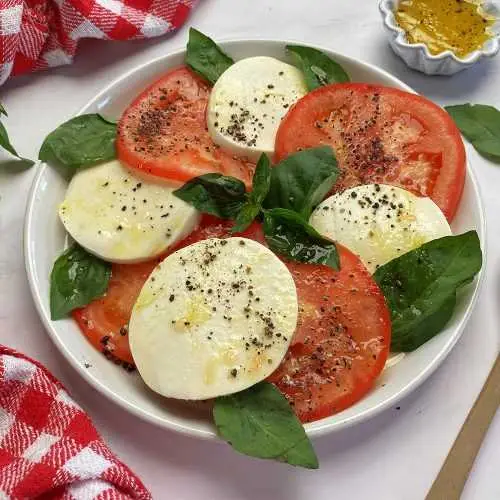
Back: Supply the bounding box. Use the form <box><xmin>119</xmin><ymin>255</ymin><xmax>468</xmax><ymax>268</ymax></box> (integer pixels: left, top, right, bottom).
<box><xmin>275</xmin><ymin>83</ymin><xmax>466</xmax><ymax>221</ymax></box>
<box><xmin>116</xmin><ymin>67</ymin><xmax>255</xmax><ymax>187</ymax></box>
<box><xmin>73</xmin><ymin>215</ymin><xmax>390</xmax><ymax>423</ymax></box>
<box><xmin>73</xmin><ymin>259</ymin><xmax>160</xmax><ymax>368</ymax></box>
<box><xmin>268</xmin><ymin>249</ymin><xmax>391</xmax><ymax>422</ymax></box>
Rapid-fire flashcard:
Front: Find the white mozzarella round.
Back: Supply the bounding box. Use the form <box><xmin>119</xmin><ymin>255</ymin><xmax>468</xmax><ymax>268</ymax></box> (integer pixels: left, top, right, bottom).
<box><xmin>59</xmin><ymin>160</ymin><xmax>200</xmax><ymax>263</ymax></box>
<box><xmin>129</xmin><ymin>237</ymin><xmax>298</xmax><ymax>400</ymax></box>
<box><xmin>207</xmin><ymin>56</ymin><xmax>307</xmax><ymax>161</ymax></box>
<box><xmin>309</xmin><ymin>184</ymin><xmax>452</xmax><ymax>273</ymax></box>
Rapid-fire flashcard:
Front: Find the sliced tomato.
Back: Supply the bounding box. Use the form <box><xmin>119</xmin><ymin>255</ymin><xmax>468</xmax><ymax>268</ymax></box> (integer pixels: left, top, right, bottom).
<box><xmin>275</xmin><ymin>83</ymin><xmax>466</xmax><ymax>221</ymax></box>
<box><xmin>116</xmin><ymin>66</ymin><xmax>255</xmax><ymax>187</ymax></box>
<box><xmin>73</xmin><ymin>259</ymin><xmax>160</xmax><ymax>367</ymax></box>
<box><xmin>268</xmin><ymin>245</ymin><xmax>391</xmax><ymax>423</ymax></box>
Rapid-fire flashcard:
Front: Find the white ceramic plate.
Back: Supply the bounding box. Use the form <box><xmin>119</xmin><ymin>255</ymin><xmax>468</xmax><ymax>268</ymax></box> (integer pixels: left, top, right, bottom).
<box><xmin>24</xmin><ymin>39</ymin><xmax>485</xmax><ymax>440</ymax></box>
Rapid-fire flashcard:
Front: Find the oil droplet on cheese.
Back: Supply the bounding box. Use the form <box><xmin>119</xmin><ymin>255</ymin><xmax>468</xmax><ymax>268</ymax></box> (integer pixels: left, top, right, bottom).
<box><xmin>173</xmin><ymin>296</ymin><xmax>212</xmax><ymax>332</ymax></box>
<box><xmin>395</xmin><ymin>0</ymin><xmax>495</xmax><ymax>58</ymax></box>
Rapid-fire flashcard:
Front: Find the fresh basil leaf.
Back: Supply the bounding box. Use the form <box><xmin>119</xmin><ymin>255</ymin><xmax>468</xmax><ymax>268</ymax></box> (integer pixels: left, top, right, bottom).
<box><xmin>264</xmin><ymin>146</ymin><xmax>339</xmax><ymax>218</ymax></box>
<box><xmin>214</xmin><ymin>382</ymin><xmax>318</xmax><ymax>469</ymax></box>
<box><xmin>185</xmin><ymin>28</ymin><xmax>234</xmax><ymax>85</ymax></box>
<box><xmin>374</xmin><ymin>231</ymin><xmax>482</xmax><ymax>352</ymax></box>
<box><xmin>445</xmin><ymin>104</ymin><xmax>500</xmax><ymax>162</ymax></box>
<box><xmin>39</xmin><ymin>114</ymin><xmax>117</xmax><ymax>169</ymax></box>
<box><xmin>173</xmin><ymin>173</ymin><xmax>246</xmax><ymax>219</ymax></box>
<box><xmin>0</xmin><ymin>121</ymin><xmax>35</xmax><ymax>170</ymax></box>
<box><xmin>286</xmin><ymin>45</ymin><xmax>350</xmax><ymax>91</ymax></box>
<box><xmin>0</xmin><ymin>121</ymin><xmax>17</xmax><ymax>157</ymax></box>
<box><xmin>232</xmin><ymin>204</ymin><xmax>261</xmax><ymax>233</ymax></box>
<box><xmin>50</xmin><ymin>244</ymin><xmax>111</xmax><ymax>320</ymax></box>
<box><xmin>0</xmin><ymin>103</ymin><xmax>6</xmax><ymax>117</ymax></box>
<box><xmin>232</xmin><ymin>154</ymin><xmax>271</xmax><ymax>232</ymax></box>
<box><xmin>263</xmin><ymin>208</ymin><xmax>339</xmax><ymax>270</ymax></box>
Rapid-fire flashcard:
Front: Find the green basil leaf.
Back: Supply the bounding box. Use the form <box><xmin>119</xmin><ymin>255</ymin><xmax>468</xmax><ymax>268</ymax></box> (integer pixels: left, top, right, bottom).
<box><xmin>263</xmin><ymin>208</ymin><xmax>339</xmax><ymax>270</ymax></box>
<box><xmin>445</xmin><ymin>104</ymin><xmax>500</xmax><ymax>162</ymax></box>
<box><xmin>286</xmin><ymin>45</ymin><xmax>350</xmax><ymax>91</ymax></box>
<box><xmin>173</xmin><ymin>173</ymin><xmax>246</xmax><ymax>219</ymax></box>
<box><xmin>232</xmin><ymin>154</ymin><xmax>271</xmax><ymax>232</ymax></box>
<box><xmin>248</xmin><ymin>154</ymin><xmax>272</xmax><ymax>206</ymax></box>
<box><xmin>0</xmin><ymin>103</ymin><xmax>7</xmax><ymax>117</ymax></box>
<box><xmin>39</xmin><ymin>114</ymin><xmax>117</xmax><ymax>169</ymax></box>
<box><xmin>50</xmin><ymin>244</ymin><xmax>111</xmax><ymax>320</ymax></box>
<box><xmin>264</xmin><ymin>146</ymin><xmax>339</xmax><ymax>218</ymax></box>
<box><xmin>0</xmin><ymin>121</ymin><xmax>17</xmax><ymax>157</ymax></box>
<box><xmin>185</xmin><ymin>28</ymin><xmax>234</xmax><ymax>85</ymax></box>
<box><xmin>0</xmin><ymin>121</ymin><xmax>35</xmax><ymax>170</ymax></box>
<box><xmin>214</xmin><ymin>382</ymin><xmax>319</xmax><ymax>469</ymax></box>
<box><xmin>374</xmin><ymin>231</ymin><xmax>482</xmax><ymax>352</ymax></box>
<box><xmin>232</xmin><ymin>204</ymin><xmax>261</xmax><ymax>233</ymax></box>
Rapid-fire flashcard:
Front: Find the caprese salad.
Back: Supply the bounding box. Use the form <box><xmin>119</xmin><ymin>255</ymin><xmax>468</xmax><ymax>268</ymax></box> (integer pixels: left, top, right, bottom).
<box><xmin>40</xmin><ymin>29</ymin><xmax>482</xmax><ymax>469</ymax></box>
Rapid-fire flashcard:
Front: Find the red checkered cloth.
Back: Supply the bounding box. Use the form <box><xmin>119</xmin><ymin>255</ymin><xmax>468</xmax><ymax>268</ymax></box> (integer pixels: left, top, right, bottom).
<box><xmin>0</xmin><ymin>346</ymin><xmax>151</xmax><ymax>499</ymax></box>
<box><xmin>0</xmin><ymin>0</ymin><xmax>198</xmax><ymax>85</ymax></box>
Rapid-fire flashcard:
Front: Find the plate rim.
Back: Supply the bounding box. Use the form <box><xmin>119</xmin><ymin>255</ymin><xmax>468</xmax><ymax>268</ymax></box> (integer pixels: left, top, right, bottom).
<box><xmin>24</xmin><ymin>38</ymin><xmax>487</xmax><ymax>441</ymax></box>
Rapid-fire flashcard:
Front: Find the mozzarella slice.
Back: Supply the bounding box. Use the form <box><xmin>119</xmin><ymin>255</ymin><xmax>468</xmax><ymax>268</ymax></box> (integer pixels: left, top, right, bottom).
<box><xmin>129</xmin><ymin>237</ymin><xmax>298</xmax><ymax>400</ymax></box>
<box><xmin>59</xmin><ymin>160</ymin><xmax>200</xmax><ymax>263</ymax></box>
<box><xmin>207</xmin><ymin>56</ymin><xmax>307</xmax><ymax>161</ymax></box>
<box><xmin>309</xmin><ymin>184</ymin><xmax>452</xmax><ymax>273</ymax></box>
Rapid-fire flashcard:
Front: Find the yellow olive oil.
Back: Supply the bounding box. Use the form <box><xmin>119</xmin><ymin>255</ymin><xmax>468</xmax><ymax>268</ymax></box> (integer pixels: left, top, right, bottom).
<box><xmin>395</xmin><ymin>0</ymin><xmax>494</xmax><ymax>58</ymax></box>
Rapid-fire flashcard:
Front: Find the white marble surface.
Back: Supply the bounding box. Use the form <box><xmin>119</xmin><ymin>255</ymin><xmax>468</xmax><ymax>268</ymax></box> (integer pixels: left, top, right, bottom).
<box><xmin>1</xmin><ymin>0</ymin><xmax>499</xmax><ymax>498</ymax></box>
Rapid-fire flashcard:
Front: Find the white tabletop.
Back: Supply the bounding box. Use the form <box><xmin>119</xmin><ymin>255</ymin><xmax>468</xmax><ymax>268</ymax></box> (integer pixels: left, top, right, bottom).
<box><xmin>1</xmin><ymin>0</ymin><xmax>499</xmax><ymax>498</ymax></box>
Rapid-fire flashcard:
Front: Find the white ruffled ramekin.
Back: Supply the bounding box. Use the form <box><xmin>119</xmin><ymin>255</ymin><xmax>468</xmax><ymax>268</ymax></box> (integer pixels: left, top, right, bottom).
<box><xmin>379</xmin><ymin>0</ymin><xmax>500</xmax><ymax>75</ymax></box>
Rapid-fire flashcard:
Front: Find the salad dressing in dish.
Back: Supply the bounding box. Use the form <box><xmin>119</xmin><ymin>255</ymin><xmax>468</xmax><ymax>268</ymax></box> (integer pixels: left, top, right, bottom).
<box><xmin>395</xmin><ymin>0</ymin><xmax>494</xmax><ymax>58</ymax></box>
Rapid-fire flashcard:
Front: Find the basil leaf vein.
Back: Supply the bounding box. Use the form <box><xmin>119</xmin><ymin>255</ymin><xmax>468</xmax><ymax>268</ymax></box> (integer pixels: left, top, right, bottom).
<box><xmin>374</xmin><ymin>231</ymin><xmax>482</xmax><ymax>352</ymax></box>
<box><xmin>214</xmin><ymin>382</ymin><xmax>318</xmax><ymax>469</ymax></box>
<box><xmin>185</xmin><ymin>28</ymin><xmax>234</xmax><ymax>85</ymax></box>
<box><xmin>173</xmin><ymin>173</ymin><xmax>246</xmax><ymax>219</ymax></box>
<box><xmin>445</xmin><ymin>103</ymin><xmax>500</xmax><ymax>162</ymax></box>
<box><xmin>50</xmin><ymin>244</ymin><xmax>112</xmax><ymax>320</ymax></box>
<box><xmin>39</xmin><ymin>114</ymin><xmax>117</xmax><ymax>169</ymax></box>
<box><xmin>263</xmin><ymin>208</ymin><xmax>339</xmax><ymax>270</ymax></box>
<box><xmin>232</xmin><ymin>154</ymin><xmax>271</xmax><ymax>232</ymax></box>
<box><xmin>264</xmin><ymin>146</ymin><xmax>339</xmax><ymax>218</ymax></box>
<box><xmin>286</xmin><ymin>45</ymin><xmax>350</xmax><ymax>91</ymax></box>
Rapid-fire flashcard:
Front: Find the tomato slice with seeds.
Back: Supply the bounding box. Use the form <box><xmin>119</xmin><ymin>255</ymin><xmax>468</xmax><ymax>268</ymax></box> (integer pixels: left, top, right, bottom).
<box><xmin>73</xmin><ymin>259</ymin><xmax>160</xmax><ymax>367</ymax></box>
<box><xmin>268</xmin><ymin>246</ymin><xmax>391</xmax><ymax>423</ymax></box>
<box><xmin>73</xmin><ymin>215</ymin><xmax>390</xmax><ymax>423</ymax></box>
<box><xmin>275</xmin><ymin>83</ymin><xmax>466</xmax><ymax>221</ymax></box>
<box><xmin>116</xmin><ymin>66</ymin><xmax>255</xmax><ymax>187</ymax></box>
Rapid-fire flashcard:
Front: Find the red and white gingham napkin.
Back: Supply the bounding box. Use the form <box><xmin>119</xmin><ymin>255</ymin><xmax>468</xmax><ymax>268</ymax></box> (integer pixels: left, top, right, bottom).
<box><xmin>0</xmin><ymin>346</ymin><xmax>152</xmax><ymax>499</ymax></box>
<box><xmin>0</xmin><ymin>0</ymin><xmax>198</xmax><ymax>86</ymax></box>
